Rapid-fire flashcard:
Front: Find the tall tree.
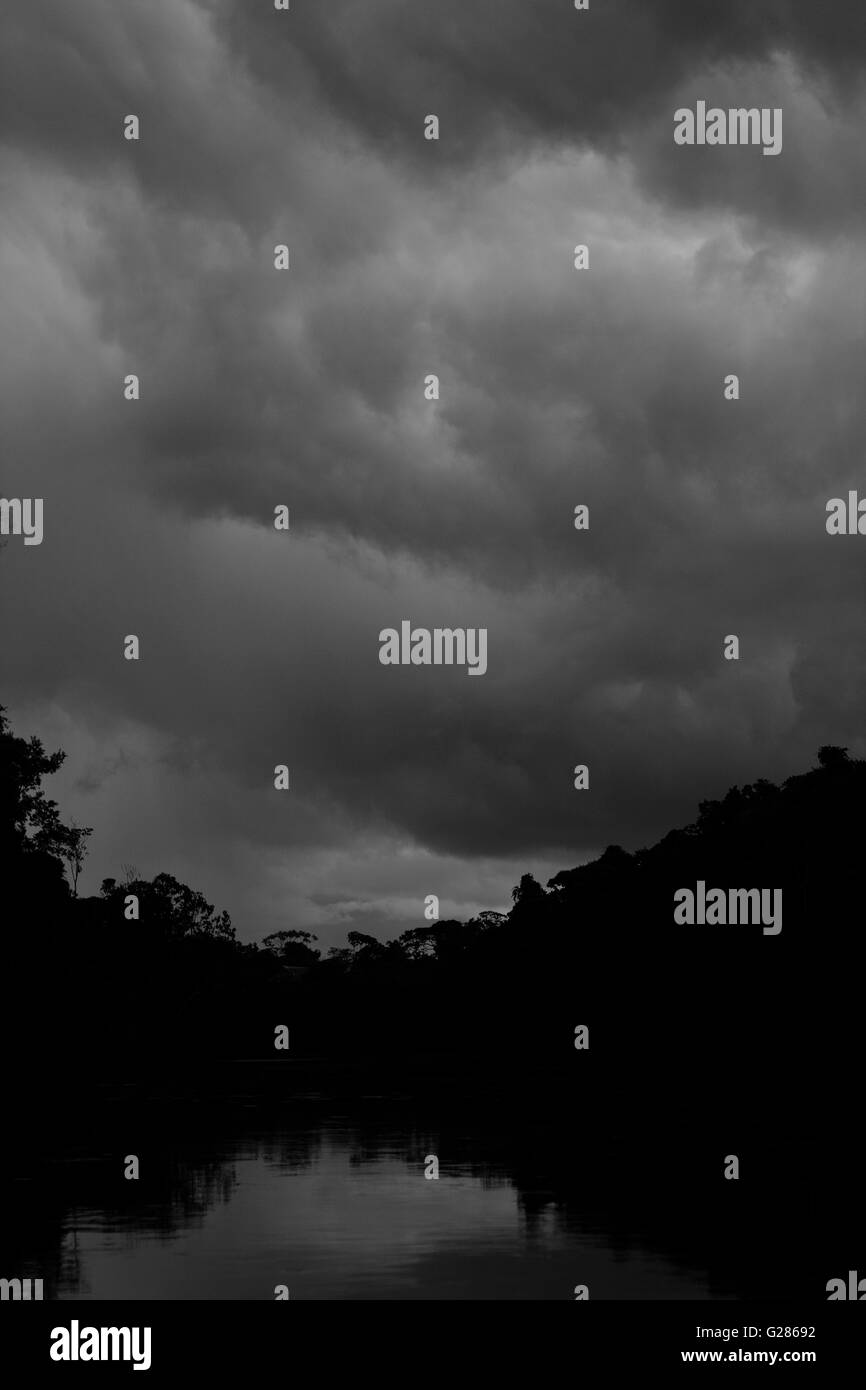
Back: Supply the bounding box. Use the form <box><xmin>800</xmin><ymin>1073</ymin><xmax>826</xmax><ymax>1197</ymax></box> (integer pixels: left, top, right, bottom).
<box><xmin>0</xmin><ymin>703</ymin><xmax>91</xmax><ymax>887</ymax></box>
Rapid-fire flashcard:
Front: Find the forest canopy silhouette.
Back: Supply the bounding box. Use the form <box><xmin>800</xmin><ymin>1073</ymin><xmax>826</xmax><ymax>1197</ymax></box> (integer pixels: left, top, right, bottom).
<box><xmin>2</xmin><ymin>704</ymin><xmax>861</xmax><ymax>1124</ymax></box>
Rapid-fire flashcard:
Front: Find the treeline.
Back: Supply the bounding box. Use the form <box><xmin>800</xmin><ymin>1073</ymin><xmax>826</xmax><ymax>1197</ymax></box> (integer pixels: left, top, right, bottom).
<box><xmin>2</xmin><ymin>705</ymin><xmax>862</xmax><ymax>1124</ymax></box>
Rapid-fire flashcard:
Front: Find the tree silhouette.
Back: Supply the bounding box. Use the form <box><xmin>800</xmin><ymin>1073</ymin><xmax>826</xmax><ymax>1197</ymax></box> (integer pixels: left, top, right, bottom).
<box><xmin>817</xmin><ymin>744</ymin><xmax>850</xmax><ymax>768</ymax></box>
<box><xmin>1</xmin><ymin>696</ymin><xmax>864</xmax><ymax>1131</ymax></box>
<box><xmin>99</xmin><ymin>871</ymin><xmax>235</xmax><ymax>942</ymax></box>
<box><xmin>0</xmin><ymin>704</ymin><xmax>90</xmax><ymax>866</ymax></box>
<box><xmin>0</xmin><ymin>703</ymin><xmax>90</xmax><ymax>909</ymax></box>
<box><xmin>261</xmin><ymin>929</ymin><xmax>320</xmax><ymax>964</ymax></box>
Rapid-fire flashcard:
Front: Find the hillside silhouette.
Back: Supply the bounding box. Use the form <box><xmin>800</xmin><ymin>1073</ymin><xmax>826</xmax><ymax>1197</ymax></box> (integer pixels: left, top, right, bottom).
<box><xmin>2</xmin><ymin>704</ymin><xmax>862</xmax><ymax>1133</ymax></box>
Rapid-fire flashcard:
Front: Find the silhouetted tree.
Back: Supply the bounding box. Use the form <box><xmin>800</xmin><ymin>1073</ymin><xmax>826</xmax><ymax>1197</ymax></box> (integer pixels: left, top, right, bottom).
<box><xmin>0</xmin><ymin>704</ymin><xmax>90</xmax><ymax>913</ymax></box>
<box><xmin>261</xmin><ymin>929</ymin><xmax>320</xmax><ymax>964</ymax></box>
<box><xmin>0</xmin><ymin>704</ymin><xmax>90</xmax><ymax>869</ymax></box>
<box><xmin>397</xmin><ymin>925</ymin><xmax>439</xmax><ymax>959</ymax></box>
<box><xmin>509</xmin><ymin>872</ymin><xmax>546</xmax><ymax>924</ymax></box>
<box><xmin>61</xmin><ymin>817</ymin><xmax>91</xmax><ymax>896</ymax></box>
<box><xmin>3</xmin><ymin>691</ymin><xmax>864</xmax><ymax>1126</ymax></box>
<box><xmin>817</xmin><ymin>744</ymin><xmax>850</xmax><ymax>768</ymax></box>
<box><xmin>100</xmin><ymin>872</ymin><xmax>235</xmax><ymax>942</ymax></box>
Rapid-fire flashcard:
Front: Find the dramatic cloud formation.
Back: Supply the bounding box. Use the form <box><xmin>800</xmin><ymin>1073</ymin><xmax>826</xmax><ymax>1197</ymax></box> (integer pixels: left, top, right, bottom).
<box><xmin>2</xmin><ymin>0</ymin><xmax>865</xmax><ymax>942</ymax></box>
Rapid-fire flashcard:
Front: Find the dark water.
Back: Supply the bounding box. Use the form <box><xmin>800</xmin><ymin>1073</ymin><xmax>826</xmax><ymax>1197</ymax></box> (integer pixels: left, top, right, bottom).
<box><xmin>7</xmin><ymin>1060</ymin><xmax>845</xmax><ymax>1304</ymax></box>
<box><xmin>30</xmin><ymin>1118</ymin><xmax>734</xmax><ymax>1301</ymax></box>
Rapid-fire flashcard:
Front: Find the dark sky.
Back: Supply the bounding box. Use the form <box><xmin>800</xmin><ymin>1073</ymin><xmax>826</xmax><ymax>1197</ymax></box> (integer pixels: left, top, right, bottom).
<box><xmin>2</xmin><ymin>0</ymin><xmax>865</xmax><ymax>945</ymax></box>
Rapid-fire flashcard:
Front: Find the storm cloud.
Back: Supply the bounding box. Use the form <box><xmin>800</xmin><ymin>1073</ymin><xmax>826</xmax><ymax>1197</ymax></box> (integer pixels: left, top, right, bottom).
<box><xmin>2</xmin><ymin>0</ymin><xmax>865</xmax><ymax>943</ymax></box>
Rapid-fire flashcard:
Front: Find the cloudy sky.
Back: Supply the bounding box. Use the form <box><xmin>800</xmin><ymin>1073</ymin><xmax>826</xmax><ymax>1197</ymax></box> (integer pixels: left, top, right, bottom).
<box><xmin>2</xmin><ymin>0</ymin><xmax>865</xmax><ymax>946</ymax></box>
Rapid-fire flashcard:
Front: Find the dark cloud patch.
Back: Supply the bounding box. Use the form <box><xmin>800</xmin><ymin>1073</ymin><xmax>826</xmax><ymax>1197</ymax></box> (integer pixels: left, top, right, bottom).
<box><xmin>2</xmin><ymin>0</ymin><xmax>866</xmax><ymax>945</ymax></box>
<box><xmin>218</xmin><ymin>0</ymin><xmax>866</xmax><ymax>166</ymax></box>
<box><xmin>7</xmin><ymin>2</ymin><xmax>863</xmax><ymax>222</ymax></box>
<box><xmin>0</xmin><ymin>0</ymin><xmax>303</xmax><ymax>226</ymax></box>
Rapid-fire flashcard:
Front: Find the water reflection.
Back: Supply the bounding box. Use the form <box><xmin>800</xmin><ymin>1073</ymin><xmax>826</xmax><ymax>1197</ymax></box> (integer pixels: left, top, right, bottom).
<box><xmin>34</xmin><ymin>1122</ymin><xmax>727</xmax><ymax>1300</ymax></box>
